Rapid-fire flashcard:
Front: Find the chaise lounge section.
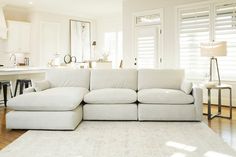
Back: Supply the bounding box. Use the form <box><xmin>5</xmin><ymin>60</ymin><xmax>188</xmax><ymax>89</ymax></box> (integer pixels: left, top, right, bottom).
<box><xmin>7</xmin><ymin>69</ymin><xmax>90</xmax><ymax>130</ymax></box>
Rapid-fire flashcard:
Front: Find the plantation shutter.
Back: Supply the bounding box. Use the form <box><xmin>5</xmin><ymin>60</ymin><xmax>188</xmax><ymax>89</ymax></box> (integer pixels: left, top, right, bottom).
<box><xmin>136</xmin><ymin>27</ymin><xmax>159</xmax><ymax>68</ymax></box>
<box><xmin>179</xmin><ymin>6</ymin><xmax>210</xmax><ymax>79</ymax></box>
<box><xmin>134</xmin><ymin>12</ymin><xmax>162</xmax><ymax>69</ymax></box>
<box><xmin>214</xmin><ymin>2</ymin><xmax>236</xmax><ymax>80</ymax></box>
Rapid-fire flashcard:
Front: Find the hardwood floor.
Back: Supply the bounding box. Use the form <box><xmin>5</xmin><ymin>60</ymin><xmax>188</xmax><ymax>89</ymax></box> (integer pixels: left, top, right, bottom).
<box><xmin>0</xmin><ymin>105</ymin><xmax>236</xmax><ymax>150</ymax></box>
<box><xmin>0</xmin><ymin>107</ymin><xmax>26</xmax><ymax>150</ymax></box>
<box><xmin>203</xmin><ymin>105</ymin><xmax>236</xmax><ymax>150</ymax></box>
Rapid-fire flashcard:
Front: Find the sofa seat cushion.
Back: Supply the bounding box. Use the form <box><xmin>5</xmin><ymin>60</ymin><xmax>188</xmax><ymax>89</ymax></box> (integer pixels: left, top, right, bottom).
<box><xmin>84</xmin><ymin>88</ymin><xmax>137</xmax><ymax>104</ymax></box>
<box><xmin>138</xmin><ymin>89</ymin><xmax>194</xmax><ymax>104</ymax></box>
<box><xmin>8</xmin><ymin>87</ymin><xmax>89</xmax><ymax>111</ymax></box>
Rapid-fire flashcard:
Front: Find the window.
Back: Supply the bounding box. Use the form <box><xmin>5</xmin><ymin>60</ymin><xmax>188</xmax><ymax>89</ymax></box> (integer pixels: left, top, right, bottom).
<box><xmin>135</xmin><ymin>26</ymin><xmax>160</xmax><ymax>68</ymax></box>
<box><xmin>178</xmin><ymin>6</ymin><xmax>210</xmax><ymax>79</ymax></box>
<box><xmin>178</xmin><ymin>1</ymin><xmax>236</xmax><ymax>81</ymax></box>
<box><xmin>136</xmin><ymin>14</ymin><xmax>161</xmax><ymax>25</ymax></box>
<box><xmin>104</xmin><ymin>32</ymin><xmax>123</xmax><ymax>68</ymax></box>
<box><xmin>215</xmin><ymin>3</ymin><xmax>236</xmax><ymax>80</ymax></box>
<box><xmin>134</xmin><ymin>9</ymin><xmax>163</xmax><ymax>69</ymax></box>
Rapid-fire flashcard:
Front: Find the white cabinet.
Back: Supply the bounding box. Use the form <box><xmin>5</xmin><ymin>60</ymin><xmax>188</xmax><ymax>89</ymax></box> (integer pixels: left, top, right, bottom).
<box><xmin>7</xmin><ymin>20</ymin><xmax>31</xmax><ymax>53</ymax></box>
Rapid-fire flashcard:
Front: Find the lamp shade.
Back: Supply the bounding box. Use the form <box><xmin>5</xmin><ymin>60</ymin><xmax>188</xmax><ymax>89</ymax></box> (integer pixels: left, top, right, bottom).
<box><xmin>200</xmin><ymin>41</ymin><xmax>227</xmax><ymax>57</ymax></box>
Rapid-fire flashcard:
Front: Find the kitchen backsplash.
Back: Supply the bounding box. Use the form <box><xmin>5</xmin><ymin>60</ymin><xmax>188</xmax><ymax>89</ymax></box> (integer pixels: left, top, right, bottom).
<box><xmin>0</xmin><ymin>52</ymin><xmax>30</xmax><ymax>66</ymax></box>
<box><xmin>0</xmin><ymin>39</ymin><xmax>9</xmax><ymax>66</ymax></box>
<box><xmin>0</xmin><ymin>53</ymin><xmax>11</xmax><ymax>66</ymax></box>
<box><xmin>0</xmin><ymin>39</ymin><xmax>31</xmax><ymax>66</ymax></box>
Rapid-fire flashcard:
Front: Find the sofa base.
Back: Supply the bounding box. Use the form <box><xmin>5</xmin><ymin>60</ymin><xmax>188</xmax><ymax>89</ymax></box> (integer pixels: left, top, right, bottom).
<box><xmin>6</xmin><ymin>105</ymin><xmax>83</xmax><ymax>130</ymax></box>
<box><xmin>83</xmin><ymin>104</ymin><xmax>138</xmax><ymax>120</ymax></box>
<box><xmin>138</xmin><ymin>104</ymin><xmax>200</xmax><ymax>121</ymax></box>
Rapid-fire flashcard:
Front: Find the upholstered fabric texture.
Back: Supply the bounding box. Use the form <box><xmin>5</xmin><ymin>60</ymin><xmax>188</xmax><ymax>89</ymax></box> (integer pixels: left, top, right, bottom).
<box><xmin>138</xmin><ymin>69</ymin><xmax>185</xmax><ymax>90</ymax></box>
<box><xmin>83</xmin><ymin>104</ymin><xmax>138</xmax><ymax>120</ymax></box>
<box><xmin>138</xmin><ymin>104</ymin><xmax>197</xmax><ymax>121</ymax></box>
<box><xmin>90</xmin><ymin>69</ymin><xmax>138</xmax><ymax>90</ymax></box>
<box><xmin>181</xmin><ymin>80</ymin><xmax>193</xmax><ymax>94</ymax></box>
<box><xmin>84</xmin><ymin>88</ymin><xmax>137</xmax><ymax>104</ymax></box>
<box><xmin>33</xmin><ymin>80</ymin><xmax>51</xmax><ymax>92</ymax></box>
<box><xmin>138</xmin><ymin>89</ymin><xmax>194</xmax><ymax>104</ymax></box>
<box><xmin>8</xmin><ymin>87</ymin><xmax>89</xmax><ymax>111</ymax></box>
<box><xmin>46</xmin><ymin>68</ymin><xmax>90</xmax><ymax>89</ymax></box>
<box><xmin>6</xmin><ymin>106</ymin><xmax>83</xmax><ymax>130</ymax></box>
<box><xmin>23</xmin><ymin>87</ymin><xmax>36</xmax><ymax>93</ymax></box>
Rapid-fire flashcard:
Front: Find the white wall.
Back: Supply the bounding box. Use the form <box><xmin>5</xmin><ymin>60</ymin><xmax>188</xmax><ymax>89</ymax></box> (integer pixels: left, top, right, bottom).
<box><xmin>29</xmin><ymin>11</ymin><xmax>96</xmax><ymax>66</ymax></box>
<box><xmin>95</xmin><ymin>14</ymin><xmax>122</xmax><ymax>59</ymax></box>
<box><xmin>123</xmin><ymin>0</ymin><xmax>206</xmax><ymax>68</ymax></box>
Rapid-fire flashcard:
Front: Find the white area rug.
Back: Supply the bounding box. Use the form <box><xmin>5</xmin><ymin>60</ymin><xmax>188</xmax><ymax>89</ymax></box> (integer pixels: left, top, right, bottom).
<box><xmin>0</xmin><ymin>122</ymin><xmax>236</xmax><ymax>157</ymax></box>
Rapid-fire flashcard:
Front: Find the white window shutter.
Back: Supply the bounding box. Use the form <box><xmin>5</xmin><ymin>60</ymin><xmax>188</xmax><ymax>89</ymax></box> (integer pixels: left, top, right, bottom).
<box><xmin>179</xmin><ymin>6</ymin><xmax>211</xmax><ymax>80</ymax></box>
<box><xmin>215</xmin><ymin>3</ymin><xmax>236</xmax><ymax>80</ymax></box>
<box><xmin>136</xmin><ymin>27</ymin><xmax>158</xmax><ymax>68</ymax></box>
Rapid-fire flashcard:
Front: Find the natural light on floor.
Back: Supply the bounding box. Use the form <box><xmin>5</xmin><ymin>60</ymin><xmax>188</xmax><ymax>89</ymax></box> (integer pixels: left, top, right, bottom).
<box><xmin>166</xmin><ymin>141</ymin><xmax>197</xmax><ymax>152</ymax></box>
<box><xmin>204</xmin><ymin>151</ymin><xmax>233</xmax><ymax>157</ymax></box>
<box><xmin>170</xmin><ymin>152</ymin><xmax>186</xmax><ymax>157</ymax></box>
<box><xmin>166</xmin><ymin>141</ymin><xmax>233</xmax><ymax>157</ymax></box>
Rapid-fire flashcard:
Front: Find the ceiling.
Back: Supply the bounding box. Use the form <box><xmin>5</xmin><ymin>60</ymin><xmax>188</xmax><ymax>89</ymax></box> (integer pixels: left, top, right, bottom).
<box><xmin>1</xmin><ymin>0</ymin><xmax>122</xmax><ymax>18</ymax></box>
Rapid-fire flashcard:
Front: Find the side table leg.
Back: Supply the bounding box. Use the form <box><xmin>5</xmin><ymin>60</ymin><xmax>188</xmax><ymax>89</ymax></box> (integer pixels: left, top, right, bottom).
<box><xmin>208</xmin><ymin>89</ymin><xmax>211</xmax><ymax>120</ymax></box>
<box><xmin>230</xmin><ymin>88</ymin><xmax>232</xmax><ymax>119</ymax></box>
<box><xmin>218</xmin><ymin>89</ymin><xmax>221</xmax><ymax>114</ymax></box>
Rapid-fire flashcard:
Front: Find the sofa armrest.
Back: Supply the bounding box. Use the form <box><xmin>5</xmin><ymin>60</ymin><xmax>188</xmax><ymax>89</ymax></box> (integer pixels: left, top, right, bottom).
<box><xmin>23</xmin><ymin>87</ymin><xmax>36</xmax><ymax>94</ymax></box>
<box><xmin>193</xmin><ymin>87</ymin><xmax>203</xmax><ymax>121</ymax></box>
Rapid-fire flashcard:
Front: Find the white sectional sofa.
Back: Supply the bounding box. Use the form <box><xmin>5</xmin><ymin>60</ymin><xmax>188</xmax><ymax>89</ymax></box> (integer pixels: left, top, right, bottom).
<box><xmin>6</xmin><ymin>68</ymin><xmax>203</xmax><ymax>130</ymax></box>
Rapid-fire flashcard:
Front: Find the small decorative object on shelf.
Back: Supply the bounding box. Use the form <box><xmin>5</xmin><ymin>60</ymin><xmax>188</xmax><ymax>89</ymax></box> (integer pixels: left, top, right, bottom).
<box><xmin>204</xmin><ymin>81</ymin><xmax>217</xmax><ymax>88</ymax></box>
<box><xmin>63</xmin><ymin>54</ymin><xmax>77</xmax><ymax>64</ymax></box>
<box><xmin>48</xmin><ymin>53</ymin><xmax>61</xmax><ymax>67</ymax></box>
<box><xmin>102</xmin><ymin>52</ymin><xmax>109</xmax><ymax>61</ymax></box>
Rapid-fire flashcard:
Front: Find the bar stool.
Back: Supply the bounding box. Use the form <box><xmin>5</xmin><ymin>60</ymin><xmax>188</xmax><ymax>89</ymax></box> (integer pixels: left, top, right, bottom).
<box><xmin>0</xmin><ymin>80</ymin><xmax>13</xmax><ymax>107</ymax></box>
<box><xmin>14</xmin><ymin>79</ymin><xmax>32</xmax><ymax>97</ymax></box>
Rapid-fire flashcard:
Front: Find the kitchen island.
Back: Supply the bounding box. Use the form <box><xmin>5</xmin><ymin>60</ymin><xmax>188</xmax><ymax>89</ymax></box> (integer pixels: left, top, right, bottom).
<box><xmin>0</xmin><ymin>67</ymin><xmax>48</xmax><ymax>100</ymax></box>
<box><xmin>0</xmin><ymin>67</ymin><xmax>48</xmax><ymax>76</ymax></box>
<box><xmin>0</xmin><ymin>66</ymin><xmax>48</xmax><ymax>87</ymax></box>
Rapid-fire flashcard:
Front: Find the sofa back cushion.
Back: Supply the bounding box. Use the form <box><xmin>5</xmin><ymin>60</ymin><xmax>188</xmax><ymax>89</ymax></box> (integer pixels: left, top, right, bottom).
<box><xmin>90</xmin><ymin>69</ymin><xmax>137</xmax><ymax>90</ymax></box>
<box><xmin>138</xmin><ymin>69</ymin><xmax>185</xmax><ymax>90</ymax></box>
<box><xmin>46</xmin><ymin>68</ymin><xmax>90</xmax><ymax>89</ymax></box>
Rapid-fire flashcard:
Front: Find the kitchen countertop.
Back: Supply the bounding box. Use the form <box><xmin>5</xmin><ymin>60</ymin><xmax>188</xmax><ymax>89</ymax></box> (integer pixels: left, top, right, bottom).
<box><xmin>0</xmin><ymin>67</ymin><xmax>48</xmax><ymax>75</ymax></box>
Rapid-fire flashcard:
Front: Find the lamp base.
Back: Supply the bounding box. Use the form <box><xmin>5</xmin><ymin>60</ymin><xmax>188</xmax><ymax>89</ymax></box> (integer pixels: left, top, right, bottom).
<box><xmin>209</xmin><ymin>57</ymin><xmax>221</xmax><ymax>86</ymax></box>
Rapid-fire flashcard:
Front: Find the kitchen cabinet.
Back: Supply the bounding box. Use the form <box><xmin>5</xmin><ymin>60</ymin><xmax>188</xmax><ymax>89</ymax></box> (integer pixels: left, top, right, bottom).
<box><xmin>7</xmin><ymin>20</ymin><xmax>31</xmax><ymax>53</ymax></box>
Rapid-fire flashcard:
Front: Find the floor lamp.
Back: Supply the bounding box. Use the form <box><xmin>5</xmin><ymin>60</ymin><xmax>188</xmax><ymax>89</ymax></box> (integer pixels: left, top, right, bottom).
<box><xmin>200</xmin><ymin>41</ymin><xmax>227</xmax><ymax>86</ymax></box>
